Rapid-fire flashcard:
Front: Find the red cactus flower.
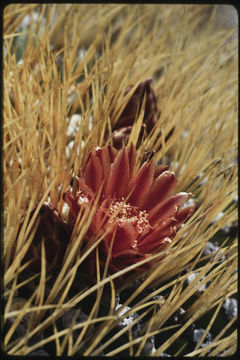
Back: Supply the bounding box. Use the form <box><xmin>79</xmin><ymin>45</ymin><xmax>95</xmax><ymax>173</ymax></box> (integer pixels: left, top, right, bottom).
<box><xmin>63</xmin><ymin>144</ymin><xmax>194</xmax><ymax>274</ymax></box>
<box><xmin>22</xmin><ymin>202</ymin><xmax>71</xmax><ymax>272</ymax></box>
<box><xmin>111</xmin><ymin>78</ymin><xmax>160</xmax><ymax>149</ymax></box>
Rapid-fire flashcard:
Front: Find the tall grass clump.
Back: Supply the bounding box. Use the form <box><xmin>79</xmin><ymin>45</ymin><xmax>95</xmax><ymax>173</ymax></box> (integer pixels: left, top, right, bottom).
<box><xmin>3</xmin><ymin>4</ymin><xmax>238</xmax><ymax>357</ymax></box>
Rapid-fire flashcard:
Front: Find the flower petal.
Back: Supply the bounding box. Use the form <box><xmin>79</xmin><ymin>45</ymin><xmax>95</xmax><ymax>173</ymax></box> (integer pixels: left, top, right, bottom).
<box><xmin>175</xmin><ymin>204</ymin><xmax>195</xmax><ymax>225</ymax></box>
<box><xmin>128</xmin><ymin>160</ymin><xmax>155</xmax><ymax>207</ymax></box>
<box><xmin>117</xmin><ymin>222</ymin><xmax>138</xmax><ymax>252</ymax></box>
<box><xmin>105</xmin><ymin>148</ymin><xmax>130</xmax><ymax>198</ymax></box>
<box><xmin>112</xmin><ymin>126</ymin><xmax>132</xmax><ymax>149</ymax></box>
<box><xmin>107</xmin><ymin>144</ymin><xmax>118</xmax><ymax>163</ymax></box>
<box><xmin>116</xmin><ymin>96</ymin><xmax>138</xmax><ymax>128</ymax></box>
<box><xmin>104</xmin><ymin>221</ymin><xmax>138</xmax><ymax>254</ymax></box>
<box><xmin>93</xmin><ymin>197</ymin><xmax>111</xmax><ymax>232</ymax></box>
<box><xmin>154</xmin><ymin>164</ymin><xmax>170</xmax><ymax>178</ymax></box>
<box><xmin>138</xmin><ymin>217</ymin><xmax>176</xmax><ymax>251</ymax></box>
<box><xmin>97</xmin><ymin>147</ymin><xmax>111</xmax><ymax>178</ymax></box>
<box><xmin>62</xmin><ymin>190</ymin><xmax>80</xmax><ymax>220</ymax></box>
<box><xmin>110</xmin><ymin>250</ymin><xmax>150</xmax><ymax>271</ymax></box>
<box><xmin>76</xmin><ymin>177</ymin><xmax>95</xmax><ymax>199</ymax></box>
<box><xmin>143</xmin><ymin>171</ymin><xmax>177</xmax><ymax>211</ymax></box>
<box><xmin>138</xmin><ymin>234</ymin><xmax>172</xmax><ymax>253</ymax></box>
<box><xmin>149</xmin><ymin>237</ymin><xmax>172</xmax><ymax>253</ymax></box>
<box><xmin>94</xmin><ymin>147</ymin><xmax>112</xmax><ymax>194</ymax></box>
<box><xmin>148</xmin><ymin>192</ymin><xmax>189</xmax><ymax>226</ymax></box>
<box><xmin>84</xmin><ymin>154</ymin><xmax>103</xmax><ymax>193</ymax></box>
<box><xmin>126</xmin><ymin>143</ymin><xmax>136</xmax><ymax>178</ymax></box>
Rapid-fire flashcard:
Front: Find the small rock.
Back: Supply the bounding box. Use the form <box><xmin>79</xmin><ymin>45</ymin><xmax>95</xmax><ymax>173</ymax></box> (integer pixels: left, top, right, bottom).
<box><xmin>192</xmin><ymin>328</ymin><xmax>212</xmax><ymax>348</ymax></box>
<box><xmin>61</xmin><ymin>308</ymin><xmax>90</xmax><ymax>347</ymax></box>
<box><xmin>4</xmin><ymin>286</ymin><xmax>18</xmax><ymax>300</ymax></box>
<box><xmin>62</xmin><ymin>308</ymin><xmax>88</xmax><ymax>331</ymax></box>
<box><xmin>8</xmin><ymin>297</ymin><xmax>30</xmax><ymax>337</ymax></box>
<box><xmin>173</xmin><ymin>307</ymin><xmax>186</xmax><ymax>323</ymax></box>
<box><xmin>203</xmin><ymin>241</ymin><xmax>219</xmax><ymax>256</ymax></box>
<box><xmin>160</xmin><ymin>352</ymin><xmax>171</xmax><ymax>357</ymax></box>
<box><xmin>199</xmin><ymin>173</ymin><xmax>208</xmax><ymax>185</ymax></box>
<box><xmin>119</xmin><ymin>280</ymin><xmax>149</xmax><ymax>304</ymax></box>
<box><xmin>131</xmin><ymin>320</ymin><xmax>142</xmax><ymax>339</ymax></box>
<box><xmin>66</xmin><ymin>114</ymin><xmax>82</xmax><ymax>139</ymax></box>
<box><xmin>115</xmin><ymin>293</ymin><xmax>121</xmax><ymax>308</ymax></box>
<box><xmin>202</xmin><ymin>242</ymin><xmax>226</xmax><ymax>262</ymax></box>
<box><xmin>186</xmin><ymin>272</ymin><xmax>208</xmax><ymax>293</ymax></box>
<box><xmin>212</xmin><ymin>212</ymin><xmax>224</xmax><ymax>223</ymax></box>
<box><xmin>115</xmin><ymin>304</ymin><xmax>141</xmax><ymax>339</ymax></box>
<box><xmin>141</xmin><ymin>335</ymin><xmax>156</xmax><ymax>355</ymax></box>
<box><xmin>222</xmin><ymin>221</ymin><xmax>238</xmax><ymax>238</ymax></box>
<box><xmin>29</xmin><ymin>349</ymin><xmax>50</xmax><ymax>356</ymax></box>
<box><xmin>67</xmin><ymin>88</ymin><xmax>78</xmax><ymax>108</ymax></box>
<box><xmin>222</xmin><ymin>298</ymin><xmax>237</xmax><ymax>320</ymax></box>
<box><xmin>17</xmin><ymin>12</ymin><xmax>45</xmax><ymax>31</ymax></box>
<box><xmin>65</xmin><ymin>139</ymin><xmax>81</xmax><ymax>160</ymax></box>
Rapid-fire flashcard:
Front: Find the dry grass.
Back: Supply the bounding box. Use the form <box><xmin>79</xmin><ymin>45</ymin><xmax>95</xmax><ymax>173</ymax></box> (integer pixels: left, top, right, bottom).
<box><xmin>3</xmin><ymin>4</ymin><xmax>238</xmax><ymax>356</ymax></box>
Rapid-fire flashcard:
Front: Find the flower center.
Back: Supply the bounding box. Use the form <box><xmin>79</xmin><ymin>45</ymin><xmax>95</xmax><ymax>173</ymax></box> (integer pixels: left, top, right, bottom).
<box><xmin>109</xmin><ymin>199</ymin><xmax>150</xmax><ymax>234</ymax></box>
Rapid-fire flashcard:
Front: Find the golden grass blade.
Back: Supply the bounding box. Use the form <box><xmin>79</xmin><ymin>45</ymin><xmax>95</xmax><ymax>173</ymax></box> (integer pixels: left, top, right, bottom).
<box><xmin>3</xmin><ymin>3</ymin><xmax>237</xmax><ymax>356</ymax></box>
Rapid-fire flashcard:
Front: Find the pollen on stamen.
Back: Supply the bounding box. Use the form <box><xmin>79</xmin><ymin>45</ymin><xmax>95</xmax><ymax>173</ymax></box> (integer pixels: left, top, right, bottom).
<box><xmin>109</xmin><ymin>200</ymin><xmax>150</xmax><ymax>234</ymax></box>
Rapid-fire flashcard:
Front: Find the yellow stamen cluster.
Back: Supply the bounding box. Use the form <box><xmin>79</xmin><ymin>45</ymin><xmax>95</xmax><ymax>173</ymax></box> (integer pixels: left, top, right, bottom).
<box><xmin>109</xmin><ymin>199</ymin><xmax>150</xmax><ymax>234</ymax></box>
